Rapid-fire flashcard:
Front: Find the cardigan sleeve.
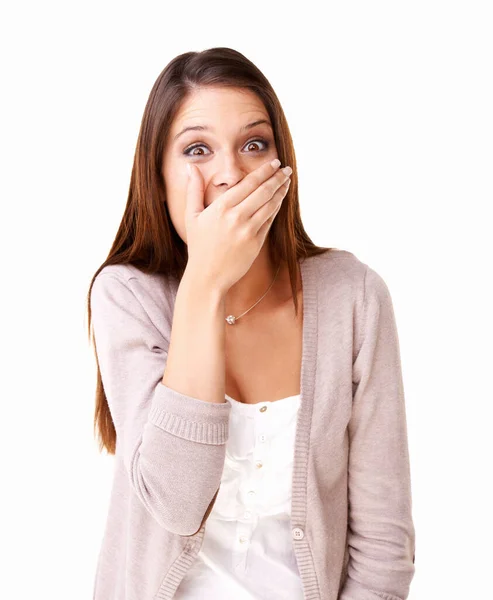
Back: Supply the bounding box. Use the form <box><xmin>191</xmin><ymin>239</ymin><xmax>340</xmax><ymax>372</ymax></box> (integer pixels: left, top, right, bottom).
<box><xmin>339</xmin><ymin>265</ymin><xmax>416</xmax><ymax>600</ymax></box>
<box><xmin>90</xmin><ymin>272</ymin><xmax>231</xmax><ymax>536</ymax></box>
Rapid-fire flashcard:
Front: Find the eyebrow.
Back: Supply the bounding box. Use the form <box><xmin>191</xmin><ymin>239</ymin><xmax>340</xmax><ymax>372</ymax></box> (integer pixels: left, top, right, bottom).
<box><xmin>173</xmin><ymin>119</ymin><xmax>272</xmax><ymax>142</ymax></box>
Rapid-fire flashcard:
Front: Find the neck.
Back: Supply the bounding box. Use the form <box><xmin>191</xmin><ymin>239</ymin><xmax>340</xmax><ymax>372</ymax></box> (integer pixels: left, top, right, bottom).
<box><xmin>224</xmin><ymin>245</ymin><xmax>283</xmax><ymax>316</ymax></box>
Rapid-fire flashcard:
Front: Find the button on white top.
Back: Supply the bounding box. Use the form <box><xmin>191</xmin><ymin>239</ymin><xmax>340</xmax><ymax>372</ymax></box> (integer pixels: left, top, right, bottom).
<box><xmin>174</xmin><ymin>392</ymin><xmax>303</xmax><ymax>599</ymax></box>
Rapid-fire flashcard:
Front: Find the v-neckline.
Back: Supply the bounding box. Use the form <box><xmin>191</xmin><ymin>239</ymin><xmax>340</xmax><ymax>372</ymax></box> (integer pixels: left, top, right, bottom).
<box><xmin>223</xmin><ymin>254</ymin><xmax>319</xmax><ymax>410</ymax></box>
<box><xmin>170</xmin><ymin>254</ymin><xmax>320</xmax><ymax>418</ymax></box>
<box><xmin>222</xmin><ymin>255</ymin><xmax>317</xmax><ymax>408</ymax></box>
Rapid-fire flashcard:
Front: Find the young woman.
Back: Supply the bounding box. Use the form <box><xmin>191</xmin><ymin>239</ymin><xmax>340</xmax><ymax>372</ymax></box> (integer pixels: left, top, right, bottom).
<box><xmin>87</xmin><ymin>47</ymin><xmax>416</xmax><ymax>600</ymax></box>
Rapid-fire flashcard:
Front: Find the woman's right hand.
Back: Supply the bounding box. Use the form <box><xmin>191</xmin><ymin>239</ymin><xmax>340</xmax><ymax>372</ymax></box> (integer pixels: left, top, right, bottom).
<box><xmin>184</xmin><ymin>158</ymin><xmax>292</xmax><ymax>294</ymax></box>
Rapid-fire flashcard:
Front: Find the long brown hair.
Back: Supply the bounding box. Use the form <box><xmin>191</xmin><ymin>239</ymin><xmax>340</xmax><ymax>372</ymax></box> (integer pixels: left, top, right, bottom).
<box><xmin>86</xmin><ymin>47</ymin><xmax>334</xmax><ymax>455</ymax></box>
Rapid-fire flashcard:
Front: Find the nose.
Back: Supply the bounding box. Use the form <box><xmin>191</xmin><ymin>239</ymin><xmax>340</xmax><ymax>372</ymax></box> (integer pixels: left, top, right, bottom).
<box><xmin>211</xmin><ymin>153</ymin><xmax>247</xmax><ymax>190</ymax></box>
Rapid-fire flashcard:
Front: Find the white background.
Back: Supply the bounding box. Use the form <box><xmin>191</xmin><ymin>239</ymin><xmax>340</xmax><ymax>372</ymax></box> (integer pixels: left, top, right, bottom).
<box><xmin>2</xmin><ymin>1</ymin><xmax>492</xmax><ymax>598</ymax></box>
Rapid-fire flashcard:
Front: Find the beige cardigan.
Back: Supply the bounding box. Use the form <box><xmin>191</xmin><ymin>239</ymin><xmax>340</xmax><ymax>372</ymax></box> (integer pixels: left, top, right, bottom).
<box><xmin>90</xmin><ymin>248</ymin><xmax>416</xmax><ymax>600</ymax></box>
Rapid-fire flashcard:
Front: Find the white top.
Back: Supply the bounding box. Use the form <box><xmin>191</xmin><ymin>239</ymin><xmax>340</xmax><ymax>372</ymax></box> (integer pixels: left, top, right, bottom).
<box><xmin>174</xmin><ymin>392</ymin><xmax>304</xmax><ymax>599</ymax></box>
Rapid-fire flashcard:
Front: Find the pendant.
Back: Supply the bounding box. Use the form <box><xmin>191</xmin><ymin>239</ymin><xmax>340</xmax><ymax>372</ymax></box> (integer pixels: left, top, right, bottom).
<box><xmin>225</xmin><ymin>315</ymin><xmax>236</xmax><ymax>325</ymax></box>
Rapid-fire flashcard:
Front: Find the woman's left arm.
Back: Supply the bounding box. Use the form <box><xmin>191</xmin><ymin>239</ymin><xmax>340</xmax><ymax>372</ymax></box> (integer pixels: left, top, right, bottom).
<box><xmin>339</xmin><ymin>265</ymin><xmax>416</xmax><ymax>600</ymax></box>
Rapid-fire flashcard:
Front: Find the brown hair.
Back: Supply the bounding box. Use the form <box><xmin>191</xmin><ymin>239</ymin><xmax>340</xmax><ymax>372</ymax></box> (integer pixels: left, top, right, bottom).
<box><xmin>86</xmin><ymin>46</ymin><xmax>334</xmax><ymax>455</ymax></box>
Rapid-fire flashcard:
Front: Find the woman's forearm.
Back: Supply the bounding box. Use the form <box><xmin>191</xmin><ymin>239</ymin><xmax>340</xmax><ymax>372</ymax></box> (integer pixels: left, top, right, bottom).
<box><xmin>162</xmin><ymin>266</ymin><xmax>227</xmax><ymax>404</ymax></box>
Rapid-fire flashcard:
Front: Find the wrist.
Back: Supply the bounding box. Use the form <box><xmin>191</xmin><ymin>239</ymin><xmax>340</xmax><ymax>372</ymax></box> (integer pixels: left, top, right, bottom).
<box><xmin>181</xmin><ymin>265</ymin><xmax>227</xmax><ymax>306</ymax></box>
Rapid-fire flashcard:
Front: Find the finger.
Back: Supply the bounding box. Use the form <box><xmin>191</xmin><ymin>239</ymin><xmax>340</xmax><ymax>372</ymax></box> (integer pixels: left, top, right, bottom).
<box><xmin>223</xmin><ymin>158</ymin><xmax>283</xmax><ymax>208</ymax></box>
<box><xmin>252</xmin><ymin>178</ymin><xmax>289</xmax><ymax>235</ymax></box>
<box><xmin>256</xmin><ymin>200</ymin><xmax>281</xmax><ymax>239</ymax></box>
<box><xmin>185</xmin><ymin>163</ymin><xmax>205</xmax><ymax>217</ymax></box>
<box><xmin>239</xmin><ymin>167</ymin><xmax>291</xmax><ymax>220</ymax></box>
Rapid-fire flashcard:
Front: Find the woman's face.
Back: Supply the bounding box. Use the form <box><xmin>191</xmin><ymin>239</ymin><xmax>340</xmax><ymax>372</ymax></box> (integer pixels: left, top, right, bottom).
<box><xmin>162</xmin><ymin>86</ymin><xmax>279</xmax><ymax>243</ymax></box>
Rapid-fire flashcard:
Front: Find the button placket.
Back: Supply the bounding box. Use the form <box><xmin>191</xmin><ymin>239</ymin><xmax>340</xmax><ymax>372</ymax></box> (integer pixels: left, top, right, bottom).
<box><xmin>235</xmin><ymin>514</ymin><xmax>254</xmax><ymax>552</ymax></box>
<box><xmin>234</xmin><ymin>405</ymin><xmax>265</xmax><ymax>556</ymax></box>
<box><xmin>226</xmin><ymin>395</ymin><xmax>303</xmax><ymax>583</ymax></box>
<box><xmin>253</xmin><ymin>403</ymin><xmax>269</xmax><ymax>471</ymax></box>
<box><xmin>235</xmin><ymin>401</ymin><xmax>279</xmax><ymax>571</ymax></box>
<box><xmin>235</xmin><ymin>515</ymin><xmax>255</xmax><ymax>553</ymax></box>
<box><xmin>233</xmin><ymin>552</ymin><xmax>248</xmax><ymax>573</ymax></box>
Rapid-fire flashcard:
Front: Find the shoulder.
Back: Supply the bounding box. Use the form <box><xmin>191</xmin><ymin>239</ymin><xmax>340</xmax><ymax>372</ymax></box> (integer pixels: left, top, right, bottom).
<box><xmin>308</xmin><ymin>247</ymin><xmax>392</xmax><ymax>310</ymax></box>
<box><xmin>308</xmin><ymin>247</ymin><xmax>366</xmax><ymax>288</ymax></box>
<box><xmin>93</xmin><ymin>263</ymin><xmax>171</xmax><ymax>286</ymax></box>
<box><xmin>94</xmin><ymin>263</ymin><xmax>177</xmax><ymax>296</ymax></box>
<box><xmin>91</xmin><ymin>263</ymin><xmax>178</xmax><ymax>341</ymax></box>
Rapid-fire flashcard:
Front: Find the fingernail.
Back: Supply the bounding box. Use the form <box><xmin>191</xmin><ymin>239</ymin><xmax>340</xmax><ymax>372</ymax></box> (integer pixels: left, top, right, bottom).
<box><xmin>186</xmin><ymin>163</ymin><xmax>191</xmax><ymax>177</ymax></box>
<box><xmin>271</xmin><ymin>158</ymin><xmax>281</xmax><ymax>169</ymax></box>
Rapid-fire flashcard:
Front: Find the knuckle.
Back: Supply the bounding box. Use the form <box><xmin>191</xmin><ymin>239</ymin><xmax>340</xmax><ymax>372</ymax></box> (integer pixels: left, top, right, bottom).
<box><xmin>252</xmin><ymin>171</ymin><xmax>265</xmax><ymax>187</ymax></box>
<box><xmin>215</xmin><ymin>198</ymin><xmax>227</xmax><ymax>215</ymax></box>
<box><xmin>241</xmin><ymin>222</ymin><xmax>255</xmax><ymax>239</ymax></box>
<box><xmin>274</xmin><ymin>186</ymin><xmax>285</xmax><ymax>200</ymax></box>
<box><xmin>225</xmin><ymin>208</ymin><xmax>241</xmax><ymax>228</ymax></box>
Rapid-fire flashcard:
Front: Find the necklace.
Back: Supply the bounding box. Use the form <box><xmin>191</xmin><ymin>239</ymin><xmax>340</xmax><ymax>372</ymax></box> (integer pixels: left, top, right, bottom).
<box><xmin>225</xmin><ymin>263</ymin><xmax>281</xmax><ymax>325</ymax></box>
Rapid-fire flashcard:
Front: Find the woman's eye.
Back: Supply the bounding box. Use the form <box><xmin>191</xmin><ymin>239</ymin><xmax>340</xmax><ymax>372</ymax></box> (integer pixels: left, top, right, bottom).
<box><xmin>183</xmin><ymin>138</ymin><xmax>269</xmax><ymax>157</ymax></box>
<box><xmin>243</xmin><ymin>138</ymin><xmax>269</xmax><ymax>153</ymax></box>
<box><xmin>182</xmin><ymin>144</ymin><xmax>210</xmax><ymax>157</ymax></box>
